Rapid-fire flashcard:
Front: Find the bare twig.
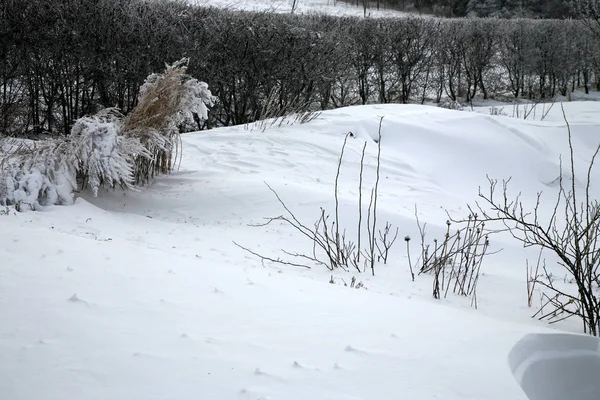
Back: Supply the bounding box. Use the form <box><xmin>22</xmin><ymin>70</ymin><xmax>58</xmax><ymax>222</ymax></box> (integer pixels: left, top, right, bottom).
<box><xmin>405</xmin><ymin>235</ymin><xmax>415</xmax><ymax>281</ymax></box>
<box><xmin>376</xmin><ymin>222</ymin><xmax>399</xmax><ymax>264</ymax></box>
<box><xmin>368</xmin><ymin>116</ymin><xmax>384</xmax><ymax>276</ymax></box>
<box><xmin>357</xmin><ymin>141</ymin><xmax>367</xmax><ymax>264</ymax></box>
<box><xmin>233</xmin><ymin>241</ymin><xmax>311</xmax><ymax>269</ymax></box>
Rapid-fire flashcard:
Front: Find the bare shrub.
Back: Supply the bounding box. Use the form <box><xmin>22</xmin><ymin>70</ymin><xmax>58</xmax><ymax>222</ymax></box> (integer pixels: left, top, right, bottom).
<box><xmin>411</xmin><ymin>208</ymin><xmax>495</xmax><ymax>308</ymax></box>
<box><xmin>467</xmin><ymin>105</ymin><xmax>600</xmax><ymax>335</ymax></box>
<box><xmin>246</xmin><ymin>87</ymin><xmax>322</xmax><ymax>133</ymax></box>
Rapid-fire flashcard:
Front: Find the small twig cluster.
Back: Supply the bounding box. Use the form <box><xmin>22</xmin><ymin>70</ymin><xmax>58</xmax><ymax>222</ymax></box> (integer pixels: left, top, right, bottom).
<box><xmin>376</xmin><ymin>222</ymin><xmax>399</xmax><ymax>264</ymax></box>
<box><xmin>330</xmin><ymin>275</ymin><xmax>366</xmax><ymax>289</ymax></box>
<box><xmin>526</xmin><ymin>249</ymin><xmax>543</xmax><ymax>308</ymax></box>
<box><xmin>411</xmin><ymin>208</ymin><xmax>494</xmax><ymax>308</ymax></box>
<box><xmin>247</xmin><ymin>87</ymin><xmax>321</xmax><ymax>132</ymax></box>
<box><xmin>532</xmin><ymin>284</ymin><xmax>579</xmax><ymax>326</ymax></box>
<box><xmin>246</xmin><ymin>110</ymin><xmax>322</xmax><ymax>133</ymax></box>
<box><xmin>511</xmin><ymin>98</ymin><xmax>556</xmax><ymax>121</ymax></box>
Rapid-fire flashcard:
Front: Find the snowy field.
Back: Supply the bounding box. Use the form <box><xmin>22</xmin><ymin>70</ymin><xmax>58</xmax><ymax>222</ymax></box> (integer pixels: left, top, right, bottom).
<box><xmin>2</xmin><ymin>102</ymin><xmax>600</xmax><ymax>399</ymax></box>
<box><xmin>192</xmin><ymin>0</ymin><xmax>409</xmax><ymax>17</ymax></box>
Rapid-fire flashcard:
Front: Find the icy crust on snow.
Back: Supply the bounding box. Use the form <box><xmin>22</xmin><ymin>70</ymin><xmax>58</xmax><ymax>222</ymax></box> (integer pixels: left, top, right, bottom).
<box><xmin>3</xmin><ymin>102</ymin><xmax>600</xmax><ymax>400</ymax></box>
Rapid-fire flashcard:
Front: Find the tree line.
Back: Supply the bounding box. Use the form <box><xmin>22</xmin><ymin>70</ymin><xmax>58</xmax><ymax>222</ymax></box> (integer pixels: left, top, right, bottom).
<box><xmin>1</xmin><ymin>0</ymin><xmax>598</xmax><ymax>137</ymax></box>
<box><xmin>340</xmin><ymin>0</ymin><xmax>572</xmax><ymax>18</ymax></box>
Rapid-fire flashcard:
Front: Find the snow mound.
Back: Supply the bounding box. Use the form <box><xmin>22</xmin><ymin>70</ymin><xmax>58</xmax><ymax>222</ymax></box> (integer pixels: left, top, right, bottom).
<box><xmin>509</xmin><ymin>333</ymin><xmax>600</xmax><ymax>400</ymax></box>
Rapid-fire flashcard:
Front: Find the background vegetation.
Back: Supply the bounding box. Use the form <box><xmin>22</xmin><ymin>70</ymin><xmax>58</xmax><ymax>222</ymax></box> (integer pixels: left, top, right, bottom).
<box><xmin>339</xmin><ymin>0</ymin><xmax>572</xmax><ymax>18</ymax></box>
<box><xmin>1</xmin><ymin>0</ymin><xmax>597</xmax><ymax>137</ymax></box>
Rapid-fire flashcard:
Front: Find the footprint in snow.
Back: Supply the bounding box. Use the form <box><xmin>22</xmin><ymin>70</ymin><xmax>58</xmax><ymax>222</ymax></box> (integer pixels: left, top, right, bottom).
<box><xmin>68</xmin><ymin>293</ymin><xmax>90</xmax><ymax>307</ymax></box>
<box><xmin>254</xmin><ymin>368</ymin><xmax>285</xmax><ymax>382</ymax></box>
<box><xmin>205</xmin><ymin>336</ymin><xmax>225</xmax><ymax>345</ymax></box>
<box><xmin>292</xmin><ymin>361</ymin><xmax>321</xmax><ymax>372</ymax></box>
<box><xmin>158</xmin><ymin>299</ymin><xmax>179</xmax><ymax>307</ymax></box>
<box><xmin>132</xmin><ymin>351</ymin><xmax>156</xmax><ymax>358</ymax></box>
<box><xmin>240</xmin><ymin>389</ymin><xmax>271</xmax><ymax>400</ymax></box>
<box><xmin>344</xmin><ymin>344</ymin><xmax>368</xmax><ymax>354</ymax></box>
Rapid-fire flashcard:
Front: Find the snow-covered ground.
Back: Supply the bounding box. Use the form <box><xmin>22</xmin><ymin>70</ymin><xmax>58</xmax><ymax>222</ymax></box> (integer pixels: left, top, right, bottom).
<box><xmin>2</xmin><ymin>102</ymin><xmax>600</xmax><ymax>399</ymax></box>
<box><xmin>192</xmin><ymin>0</ymin><xmax>409</xmax><ymax>17</ymax></box>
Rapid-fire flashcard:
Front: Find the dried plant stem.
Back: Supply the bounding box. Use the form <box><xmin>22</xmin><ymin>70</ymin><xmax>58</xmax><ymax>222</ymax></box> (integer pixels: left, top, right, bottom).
<box><xmin>357</xmin><ymin>141</ymin><xmax>367</xmax><ymax>264</ymax></box>
<box><xmin>368</xmin><ymin>116</ymin><xmax>383</xmax><ymax>276</ymax></box>
<box><xmin>335</xmin><ymin>132</ymin><xmax>352</xmax><ymax>263</ymax></box>
<box><xmin>405</xmin><ymin>237</ymin><xmax>415</xmax><ymax>281</ymax></box>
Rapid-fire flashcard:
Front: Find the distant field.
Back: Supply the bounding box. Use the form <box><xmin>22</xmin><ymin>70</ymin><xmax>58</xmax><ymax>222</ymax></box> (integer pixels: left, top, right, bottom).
<box><xmin>191</xmin><ymin>0</ymin><xmax>409</xmax><ymax>17</ymax></box>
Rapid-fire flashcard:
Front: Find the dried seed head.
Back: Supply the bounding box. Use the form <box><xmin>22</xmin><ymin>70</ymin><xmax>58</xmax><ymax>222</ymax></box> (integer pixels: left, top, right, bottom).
<box><xmin>404</xmin><ymin>235</ymin><xmax>411</xmax><ymax>241</ymax></box>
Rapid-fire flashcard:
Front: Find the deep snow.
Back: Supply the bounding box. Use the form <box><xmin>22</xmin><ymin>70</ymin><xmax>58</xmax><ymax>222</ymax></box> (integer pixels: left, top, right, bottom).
<box><xmin>2</xmin><ymin>103</ymin><xmax>600</xmax><ymax>399</ymax></box>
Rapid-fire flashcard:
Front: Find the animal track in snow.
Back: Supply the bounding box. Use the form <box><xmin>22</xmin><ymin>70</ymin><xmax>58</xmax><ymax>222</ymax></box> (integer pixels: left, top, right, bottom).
<box><xmin>292</xmin><ymin>361</ymin><xmax>321</xmax><ymax>372</ymax></box>
<box><xmin>344</xmin><ymin>344</ymin><xmax>368</xmax><ymax>354</ymax></box>
<box><xmin>67</xmin><ymin>293</ymin><xmax>90</xmax><ymax>307</ymax></box>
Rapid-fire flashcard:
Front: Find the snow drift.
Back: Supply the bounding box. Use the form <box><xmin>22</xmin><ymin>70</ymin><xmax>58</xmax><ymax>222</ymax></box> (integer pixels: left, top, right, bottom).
<box><xmin>509</xmin><ymin>333</ymin><xmax>600</xmax><ymax>400</ymax></box>
<box><xmin>2</xmin><ymin>102</ymin><xmax>600</xmax><ymax>400</ymax></box>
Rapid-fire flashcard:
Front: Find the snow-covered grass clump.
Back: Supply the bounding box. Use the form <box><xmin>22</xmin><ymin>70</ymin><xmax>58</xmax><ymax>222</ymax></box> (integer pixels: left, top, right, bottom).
<box><xmin>0</xmin><ymin>59</ymin><xmax>213</xmax><ymax>210</ymax></box>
